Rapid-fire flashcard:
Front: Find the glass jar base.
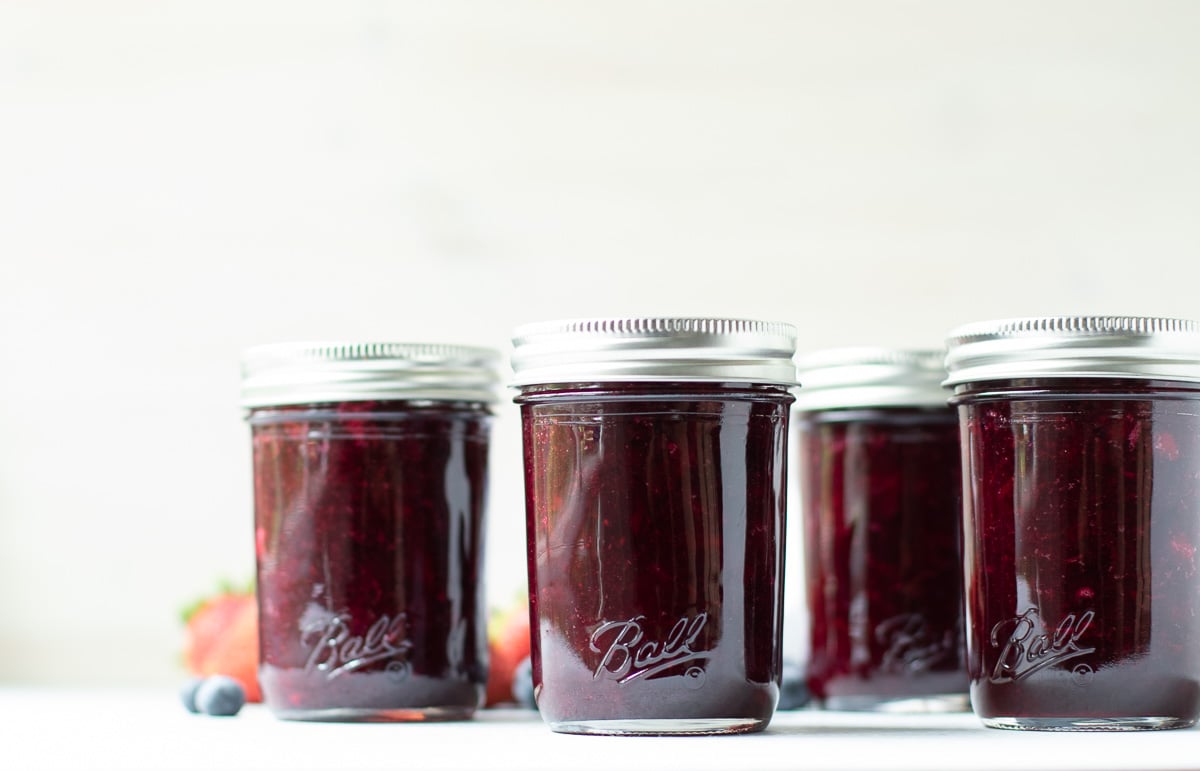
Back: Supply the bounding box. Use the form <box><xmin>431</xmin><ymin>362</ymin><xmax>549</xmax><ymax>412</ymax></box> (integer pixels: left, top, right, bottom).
<box><xmin>547</xmin><ymin>717</ymin><xmax>769</xmax><ymax>736</ymax></box>
<box><xmin>825</xmin><ymin>693</ymin><xmax>970</xmax><ymax>713</ymax></box>
<box><xmin>982</xmin><ymin>715</ymin><xmax>1196</xmax><ymax>732</ymax></box>
<box><xmin>270</xmin><ymin>705</ymin><xmax>476</xmax><ymax>723</ymax></box>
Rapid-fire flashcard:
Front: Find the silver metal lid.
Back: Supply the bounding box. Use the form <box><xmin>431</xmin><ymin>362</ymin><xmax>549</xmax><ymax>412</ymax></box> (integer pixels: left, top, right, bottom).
<box><xmin>793</xmin><ymin>347</ymin><xmax>950</xmax><ymax>411</ymax></box>
<box><xmin>944</xmin><ymin>316</ymin><xmax>1200</xmax><ymax>386</ymax></box>
<box><xmin>510</xmin><ymin>317</ymin><xmax>798</xmax><ymax>386</ymax></box>
<box><xmin>241</xmin><ymin>342</ymin><xmax>503</xmax><ymax>408</ymax></box>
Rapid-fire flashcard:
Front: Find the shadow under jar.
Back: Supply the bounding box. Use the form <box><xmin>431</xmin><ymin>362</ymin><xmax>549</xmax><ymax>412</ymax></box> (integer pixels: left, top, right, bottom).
<box><xmin>241</xmin><ymin>342</ymin><xmax>500</xmax><ymax>721</ymax></box>
<box><xmin>945</xmin><ymin>316</ymin><xmax>1200</xmax><ymax>731</ymax></box>
<box><xmin>795</xmin><ymin>349</ymin><xmax>968</xmax><ymax>712</ymax></box>
<box><xmin>511</xmin><ymin>318</ymin><xmax>798</xmax><ymax>736</ymax></box>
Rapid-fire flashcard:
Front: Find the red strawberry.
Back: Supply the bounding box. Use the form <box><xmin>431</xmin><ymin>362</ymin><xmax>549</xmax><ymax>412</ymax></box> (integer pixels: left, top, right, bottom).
<box><xmin>182</xmin><ymin>588</ymin><xmax>261</xmax><ymax>703</ymax></box>
<box><xmin>485</xmin><ymin>596</ymin><xmax>532</xmax><ymax>706</ymax></box>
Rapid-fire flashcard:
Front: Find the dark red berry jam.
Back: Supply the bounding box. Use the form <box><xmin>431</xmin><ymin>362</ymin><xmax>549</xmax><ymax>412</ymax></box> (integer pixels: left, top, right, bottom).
<box><xmin>798</xmin><ymin>407</ymin><xmax>967</xmax><ymax>710</ymax></box>
<box><xmin>249</xmin><ymin>400</ymin><xmax>491</xmax><ymax>721</ymax></box>
<box><xmin>517</xmin><ymin>383</ymin><xmax>792</xmax><ymax>735</ymax></box>
<box><xmin>956</xmin><ymin>379</ymin><xmax>1200</xmax><ymax>730</ymax></box>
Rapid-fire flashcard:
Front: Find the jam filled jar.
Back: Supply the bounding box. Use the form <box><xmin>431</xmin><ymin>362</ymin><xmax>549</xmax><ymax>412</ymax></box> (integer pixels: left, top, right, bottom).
<box><xmin>241</xmin><ymin>342</ymin><xmax>500</xmax><ymax>721</ymax></box>
<box><xmin>946</xmin><ymin>316</ymin><xmax>1200</xmax><ymax>731</ymax></box>
<box><xmin>511</xmin><ymin>318</ymin><xmax>797</xmax><ymax>735</ymax></box>
<box><xmin>795</xmin><ymin>348</ymin><xmax>967</xmax><ymax>712</ymax></box>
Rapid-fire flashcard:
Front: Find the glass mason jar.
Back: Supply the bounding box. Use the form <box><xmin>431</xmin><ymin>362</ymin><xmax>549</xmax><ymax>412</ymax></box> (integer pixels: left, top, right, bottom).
<box><xmin>510</xmin><ymin>318</ymin><xmax>797</xmax><ymax>735</ymax></box>
<box><xmin>945</xmin><ymin>316</ymin><xmax>1200</xmax><ymax>731</ymax></box>
<box><xmin>795</xmin><ymin>348</ymin><xmax>968</xmax><ymax>712</ymax></box>
<box><xmin>241</xmin><ymin>342</ymin><xmax>500</xmax><ymax>721</ymax></box>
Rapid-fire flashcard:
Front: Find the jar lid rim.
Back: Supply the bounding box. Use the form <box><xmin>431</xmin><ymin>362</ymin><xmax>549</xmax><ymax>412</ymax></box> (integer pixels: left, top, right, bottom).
<box><xmin>948</xmin><ymin>315</ymin><xmax>1200</xmax><ymax>342</ymax></box>
<box><xmin>510</xmin><ymin>316</ymin><xmax>799</xmax><ymax>387</ymax></box>
<box><xmin>794</xmin><ymin>347</ymin><xmax>950</xmax><ymax>410</ymax></box>
<box><xmin>240</xmin><ymin>341</ymin><xmax>503</xmax><ymax>408</ymax></box>
<box><xmin>945</xmin><ymin>316</ymin><xmax>1200</xmax><ymax>386</ymax></box>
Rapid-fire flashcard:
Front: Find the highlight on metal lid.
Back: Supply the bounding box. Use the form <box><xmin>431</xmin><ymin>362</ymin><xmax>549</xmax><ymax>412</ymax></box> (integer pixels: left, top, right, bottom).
<box><xmin>793</xmin><ymin>347</ymin><xmax>949</xmax><ymax>411</ymax></box>
<box><xmin>240</xmin><ymin>341</ymin><xmax>503</xmax><ymax>408</ymax></box>
<box><xmin>944</xmin><ymin>315</ymin><xmax>1200</xmax><ymax>386</ymax></box>
<box><xmin>509</xmin><ymin>317</ymin><xmax>799</xmax><ymax>387</ymax></box>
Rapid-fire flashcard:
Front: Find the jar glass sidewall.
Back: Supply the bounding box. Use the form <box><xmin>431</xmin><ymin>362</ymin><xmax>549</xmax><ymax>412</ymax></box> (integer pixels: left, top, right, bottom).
<box><xmin>517</xmin><ymin>382</ymin><xmax>791</xmax><ymax>734</ymax></box>
<box><xmin>955</xmin><ymin>378</ymin><xmax>1200</xmax><ymax>728</ymax></box>
<box><xmin>951</xmin><ymin>377</ymin><xmax>1200</xmax><ymax>404</ymax></box>
<box><xmin>249</xmin><ymin>398</ymin><xmax>492</xmax><ymax>720</ymax></box>
<box><xmin>796</xmin><ymin>405</ymin><xmax>968</xmax><ymax>712</ymax></box>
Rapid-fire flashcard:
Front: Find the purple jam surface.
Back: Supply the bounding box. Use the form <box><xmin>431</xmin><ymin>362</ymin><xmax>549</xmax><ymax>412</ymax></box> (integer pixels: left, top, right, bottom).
<box><xmin>958</xmin><ymin>380</ymin><xmax>1200</xmax><ymax>724</ymax></box>
<box><xmin>798</xmin><ymin>408</ymin><xmax>967</xmax><ymax>708</ymax></box>
<box><xmin>517</xmin><ymin>384</ymin><xmax>791</xmax><ymax>732</ymax></box>
<box><xmin>249</xmin><ymin>400</ymin><xmax>491</xmax><ymax>719</ymax></box>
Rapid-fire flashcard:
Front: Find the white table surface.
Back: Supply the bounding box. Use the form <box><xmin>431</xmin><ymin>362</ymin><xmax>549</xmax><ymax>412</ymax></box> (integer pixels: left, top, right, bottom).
<box><xmin>6</xmin><ymin>688</ymin><xmax>1200</xmax><ymax>771</ymax></box>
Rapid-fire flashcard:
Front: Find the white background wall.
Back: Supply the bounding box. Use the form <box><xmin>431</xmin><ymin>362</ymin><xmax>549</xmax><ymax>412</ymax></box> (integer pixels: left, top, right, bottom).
<box><xmin>1</xmin><ymin>0</ymin><xmax>1198</xmax><ymax>686</ymax></box>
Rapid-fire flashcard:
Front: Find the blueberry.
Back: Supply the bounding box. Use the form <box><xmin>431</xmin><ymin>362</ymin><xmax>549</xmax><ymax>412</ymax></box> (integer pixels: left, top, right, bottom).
<box><xmin>511</xmin><ymin>656</ymin><xmax>536</xmax><ymax>710</ymax></box>
<box><xmin>777</xmin><ymin>659</ymin><xmax>811</xmax><ymax>710</ymax></box>
<box><xmin>194</xmin><ymin>675</ymin><xmax>246</xmax><ymax>717</ymax></box>
<box><xmin>179</xmin><ymin>677</ymin><xmax>205</xmax><ymax>714</ymax></box>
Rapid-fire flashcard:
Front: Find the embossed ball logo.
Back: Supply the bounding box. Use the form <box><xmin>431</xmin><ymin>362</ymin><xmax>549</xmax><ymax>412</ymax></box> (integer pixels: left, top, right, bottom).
<box><xmin>301</xmin><ymin>610</ymin><xmax>415</xmax><ymax>680</ymax></box>
<box><xmin>589</xmin><ymin>612</ymin><xmax>710</xmax><ymax>686</ymax></box>
<box><xmin>988</xmin><ymin>607</ymin><xmax>1096</xmax><ymax>685</ymax></box>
